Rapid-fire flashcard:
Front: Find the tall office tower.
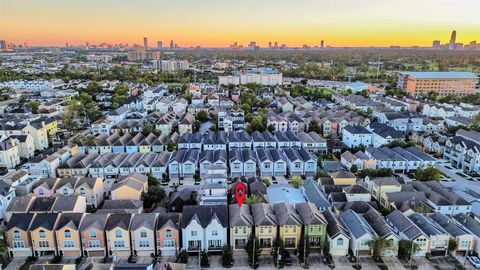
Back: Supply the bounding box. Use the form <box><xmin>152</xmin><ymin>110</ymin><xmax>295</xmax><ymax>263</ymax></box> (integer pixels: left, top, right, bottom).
<box><xmin>268</xmin><ymin>42</ymin><xmax>272</xmax><ymax>49</ymax></box>
<box><xmin>432</xmin><ymin>40</ymin><xmax>441</xmax><ymax>49</ymax></box>
<box><xmin>320</xmin><ymin>40</ymin><xmax>324</xmax><ymax>48</ymax></box>
<box><xmin>170</xmin><ymin>40</ymin><xmax>174</xmax><ymax>49</ymax></box>
<box><xmin>143</xmin><ymin>37</ymin><xmax>148</xmax><ymax>50</ymax></box>
<box><xmin>274</xmin><ymin>42</ymin><xmax>278</xmax><ymax>49</ymax></box>
<box><xmin>0</xmin><ymin>40</ymin><xmax>6</xmax><ymax>50</ymax></box>
<box><xmin>157</xmin><ymin>41</ymin><xmax>163</xmax><ymax>49</ymax></box>
<box><xmin>449</xmin><ymin>30</ymin><xmax>456</xmax><ymax>50</ymax></box>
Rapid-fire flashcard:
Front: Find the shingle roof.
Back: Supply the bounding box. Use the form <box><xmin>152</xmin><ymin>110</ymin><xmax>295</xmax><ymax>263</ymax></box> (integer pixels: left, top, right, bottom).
<box><xmin>229</xmin><ymin>204</ymin><xmax>254</xmax><ymax>227</ymax></box>
<box><xmin>105</xmin><ymin>214</ymin><xmax>132</xmax><ymax>231</ymax></box>
<box><xmin>80</xmin><ymin>213</ymin><xmax>109</xmax><ymax>231</ymax></box>
<box><xmin>30</xmin><ymin>213</ymin><xmax>59</xmax><ymax>231</ymax></box>
<box><xmin>251</xmin><ymin>203</ymin><xmax>278</xmax><ymax>226</ymax></box>
<box><xmin>6</xmin><ymin>213</ymin><xmax>34</xmax><ymax>231</ymax></box>
<box><xmin>180</xmin><ymin>205</ymin><xmax>228</xmax><ymax>228</ymax></box>
<box><xmin>130</xmin><ymin>213</ymin><xmax>157</xmax><ymax>231</ymax></box>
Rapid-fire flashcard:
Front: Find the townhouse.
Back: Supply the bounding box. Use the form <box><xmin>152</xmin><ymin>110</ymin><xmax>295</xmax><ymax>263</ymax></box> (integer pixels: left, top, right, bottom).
<box><xmin>275</xmin><ymin>131</ymin><xmax>301</xmax><ymax>149</ymax></box>
<box><xmin>130</xmin><ymin>213</ymin><xmax>157</xmax><ymax>257</ymax></box>
<box><xmin>30</xmin><ymin>213</ymin><xmax>59</xmax><ymax>257</ymax></box>
<box><xmin>363</xmin><ymin>176</ymin><xmax>402</xmax><ymax>203</ymax></box>
<box><xmin>364</xmin><ymin>146</ymin><xmax>436</xmax><ymax>173</ymax></box>
<box><xmin>252</xmin><ymin>131</ymin><xmax>276</xmax><ymax>150</ymax></box>
<box><xmin>180</xmin><ymin>205</ymin><xmax>228</xmax><ymax>252</ymax></box>
<box><xmin>105</xmin><ymin>214</ymin><xmax>132</xmax><ymax>258</ymax></box>
<box><xmin>342</xmin><ymin>125</ymin><xmax>372</xmax><ymax>148</ymax></box>
<box><xmin>297</xmin><ymin>131</ymin><xmax>327</xmax><ymax>154</ymax></box>
<box><xmin>55</xmin><ymin>213</ymin><xmax>84</xmax><ymax>257</ymax></box>
<box><xmin>228</xmin><ymin>131</ymin><xmax>252</xmax><ymax>150</ymax></box>
<box><xmin>409</xmin><ymin>213</ymin><xmax>449</xmax><ymax>256</ymax></box>
<box><xmin>412</xmin><ymin>181</ymin><xmax>471</xmax><ymax>215</ymax></box>
<box><xmin>0</xmin><ymin>137</ymin><xmax>21</xmax><ymax>169</ymax></box>
<box><xmin>178</xmin><ymin>132</ymin><xmax>203</xmax><ymax>150</ymax></box>
<box><xmin>283</xmin><ymin>148</ymin><xmax>317</xmax><ymax>178</ymax></box>
<box><xmin>339</xmin><ymin>209</ymin><xmax>374</xmax><ymax>256</ymax></box>
<box><xmin>256</xmin><ymin>148</ymin><xmax>287</xmax><ymax>177</ymax></box>
<box><xmin>252</xmin><ymin>203</ymin><xmax>278</xmax><ymax>254</ymax></box>
<box><xmin>444</xmin><ymin>129</ymin><xmax>480</xmax><ymax>173</ymax></box>
<box><xmin>296</xmin><ymin>202</ymin><xmax>327</xmax><ymax>249</ymax></box>
<box><xmin>111</xmin><ymin>173</ymin><xmax>148</xmax><ymax>201</ymax></box>
<box><xmin>229</xmin><ymin>204</ymin><xmax>254</xmax><ymax>250</ymax></box>
<box><xmin>79</xmin><ymin>213</ymin><xmax>109</xmax><ymax>257</ymax></box>
<box><xmin>430</xmin><ymin>213</ymin><xmax>475</xmax><ymax>254</ymax></box>
<box><xmin>322</xmin><ymin>210</ymin><xmax>350</xmax><ymax>256</ymax></box>
<box><xmin>340</xmin><ymin>150</ymin><xmax>377</xmax><ymax>171</ymax></box>
<box><xmin>454</xmin><ymin>213</ymin><xmax>480</xmax><ymax>254</ymax></box>
<box><xmin>386</xmin><ymin>210</ymin><xmax>430</xmax><ymax>256</ymax></box>
<box><xmin>156</xmin><ymin>213</ymin><xmax>181</xmax><ymax>257</ymax></box>
<box><xmin>229</xmin><ymin>149</ymin><xmax>257</xmax><ymax>177</ymax></box>
<box><xmin>168</xmin><ymin>149</ymin><xmax>200</xmax><ymax>179</ymax></box>
<box><xmin>273</xmin><ymin>202</ymin><xmax>303</xmax><ymax>250</ymax></box>
<box><xmin>199</xmin><ymin>150</ymin><xmax>227</xmax><ymax>177</ymax></box>
<box><xmin>6</xmin><ymin>213</ymin><xmax>34</xmax><ymax>257</ymax></box>
<box><xmin>202</xmin><ymin>132</ymin><xmax>227</xmax><ymax>151</ymax></box>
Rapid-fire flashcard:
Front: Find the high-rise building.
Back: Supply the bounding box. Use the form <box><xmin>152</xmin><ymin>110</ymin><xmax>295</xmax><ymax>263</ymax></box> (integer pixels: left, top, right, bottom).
<box><xmin>247</xmin><ymin>41</ymin><xmax>259</xmax><ymax>51</ymax></box>
<box><xmin>170</xmin><ymin>40</ymin><xmax>174</xmax><ymax>49</ymax></box>
<box><xmin>268</xmin><ymin>42</ymin><xmax>272</xmax><ymax>49</ymax></box>
<box><xmin>0</xmin><ymin>40</ymin><xmax>6</xmax><ymax>50</ymax></box>
<box><xmin>320</xmin><ymin>40</ymin><xmax>324</xmax><ymax>48</ymax></box>
<box><xmin>432</xmin><ymin>40</ymin><xmax>441</xmax><ymax>49</ymax></box>
<box><xmin>143</xmin><ymin>37</ymin><xmax>148</xmax><ymax>50</ymax></box>
<box><xmin>449</xmin><ymin>30</ymin><xmax>456</xmax><ymax>50</ymax></box>
<box><xmin>274</xmin><ymin>42</ymin><xmax>278</xmax><ymax>49</ymax></box>
<box><xmin>157</xmin><ymin>41</ymin><xmax>163</xmax><ymax>49</ymax></box>
<box><xmin>152</xmin><ymin>60</ymin><xmax>189</xmax><ymax>71</ymax></box>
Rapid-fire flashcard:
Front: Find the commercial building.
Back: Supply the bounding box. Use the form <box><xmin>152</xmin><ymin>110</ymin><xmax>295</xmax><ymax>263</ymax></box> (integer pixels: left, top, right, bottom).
<box><xmin>397</xmin><ymin>72</ymin><xmax>478</xmax><ymax>96</ymax></box>
<box><xmin>152</xmin><ymin>60</ymin><xmax>189</xmax><ymax>71</ymax></box>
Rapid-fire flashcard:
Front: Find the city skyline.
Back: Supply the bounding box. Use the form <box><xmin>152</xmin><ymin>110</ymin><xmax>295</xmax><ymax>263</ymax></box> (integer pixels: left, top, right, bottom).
<box><xmin>1</xmin><ymin>0</ymin><xmax>479</xmax><ymax>48</ymax></box>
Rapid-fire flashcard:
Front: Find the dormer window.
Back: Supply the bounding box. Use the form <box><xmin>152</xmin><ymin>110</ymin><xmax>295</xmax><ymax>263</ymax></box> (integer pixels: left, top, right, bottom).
<box><xmin>140</xmin><ymin>230</ymin><xmax>147</xmax><ymax>238</ymax></box>
<box><xmin>39</xmin><ymin>230</ymin><xmax>46</xmax><ymax>238</ymax></box>
<box><xmin>115</xmin><ymin>229</ymin><xmax>122</xmax><ymax>238</ymax></box>
<box><xmin>13</xmin><ymin>230</ymin><xmax>20</xmax><ymax>239</ymax></box>
<box><xmin>64</xmin><ymin>230</ymin><xmax>71</xmax><ymax>238</ymax></box>
<box><xmin>63</xmin><ymin>188</ymin><xmax>68</xmax><ymax>195</ymax></box>
<box><xmin>79</xmin><ymin>187</ymin><xmax>86</xmax><ymax>195</ymax></box>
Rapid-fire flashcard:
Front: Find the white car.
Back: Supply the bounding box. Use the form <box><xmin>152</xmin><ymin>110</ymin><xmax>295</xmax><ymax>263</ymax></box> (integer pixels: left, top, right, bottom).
<box><xmin>469</xmin><ymin>256</ymin><xmax>480</xmax><ymax>268</ymax></box>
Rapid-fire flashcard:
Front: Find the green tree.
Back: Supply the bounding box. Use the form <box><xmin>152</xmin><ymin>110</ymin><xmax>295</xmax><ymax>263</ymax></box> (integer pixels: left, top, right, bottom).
<box><xmin>196</xmin><ymin>111</ymin><xmax>209</xmax><ymax>123</ymax></box>
<box><xmin>290</xmin><ymin>176</ymin><xmax>304</xmax><ymax>188</ymax></box>
<box><xmin>141</xmin><ymin>123</ymin><xmax>161</xmax><ymax>136</ymax></box>
<box><xmin>262</xmin><ymin>177</ymin><xmax>271</xmax><ymax>187</ymax></box>
<box><xmin>246</xmin><ymin>115</ymin><xmax>266</xmax><ymax>133</ymax></box>
<box><xmin>245</xmin><ymin>233</ymin><xmax>261</xmax><ymax>268</ymax></box>
<box><xmin>85</xmin><ymin>81</ymin><xmax>103</xmax><ymax>94</ymax></box>
<box><xmin>111</xmin><ymin>84</ymin><xmax>129</xmax><ymax>108</ymax></box>
<box><xmin>167</xmin><ymin>142</ymin><xmax>177</xmax><ymax>152</ymax></box>
<box><xmin>448</xmin><ymin>238</ymin><xmax>458</xmax><ymax>253</ymax></box>
<box><xmin>398</xmin><ymin>240</ymin><xmax>420</xmax><ymax>261</ymax></box>
<box><xmin>368</xmin><ymin>236</ymin><xmax>392</xmax><ymax>261</ymax></box>
<box><xmin>271</xmin><ymin>238</ymin><xmax>285</xmax><ymax>268</ymax></box>
<box><xmin>141</xmin><ymin>185</ymin><xmax>166</xmax><ymax>208</ymax></box>
<box><xmin>177</xmin><ymin>249</ymin><xmax>188</xmax><ymax>263</ymax></box>
<box><xmin>200</xmin><ymin>250</ymin><xmax>210</xmax><ymax>267</ymax></box>
<box><xmin>245</xmin><ymin>195</ymin><xmax>264</xmax><ymax>205</ymax></box>
<box><xmin>414</xmin><ymin>165</ymin><xmax>442</xmax><ymax>182</ymax></box>
<box><xmin>222</xmin><ymin>245</ymin><xmax>234</xmax><ymax>267</ymax></box>
<box><xmin>350</xmin><ymin>164</ymin><xmax>358</xmax><ymax>173</ymax></box>
<box><xmin>27</xmin><ymin>100</ymin><xmax>40</xmax><ymax>111</ymax></box>
<box><xmin>297</xmin><ymin>231</ymin><xmax>310</xmax><ymax>265</ymax></box>
<box><xmin>308</xmin><ymin>119</ymin><xmax>322</xmax><ymax>134</ymax></box>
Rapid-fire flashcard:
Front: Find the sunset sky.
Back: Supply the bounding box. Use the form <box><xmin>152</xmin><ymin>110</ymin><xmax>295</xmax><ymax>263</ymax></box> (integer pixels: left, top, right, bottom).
<box><xmin>1</xmin><ymin>0</ymin><xmax>479</xmax><ymax>47</ymax></box>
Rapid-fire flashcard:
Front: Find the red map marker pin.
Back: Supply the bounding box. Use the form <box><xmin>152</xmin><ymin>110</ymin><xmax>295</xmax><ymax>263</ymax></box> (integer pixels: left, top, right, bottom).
<box><xmin>235</xmin><ymin>182</ymin><xmax>246</xmax><ymax>208</ymax></box>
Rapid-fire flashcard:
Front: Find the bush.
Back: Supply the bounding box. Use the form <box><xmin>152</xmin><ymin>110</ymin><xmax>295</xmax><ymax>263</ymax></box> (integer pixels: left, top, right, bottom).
<box><xmin>75</xmin><ymin>256</ymin><xmax>82</xmax><ymax>265</ymax></box>
<box><xmin>51</xmin><ymin>255</ymin><xmax>62</xmax><ymax>264</ymax></box>
<box><xmin>352</xmin><ymin>264</ymin><xmax>362</xmax><ymax>270</ymax></box>
<box><xmin>178</xmin><ymin>250</ymin><xmax>188</xmax><ymax>264</ymax></box>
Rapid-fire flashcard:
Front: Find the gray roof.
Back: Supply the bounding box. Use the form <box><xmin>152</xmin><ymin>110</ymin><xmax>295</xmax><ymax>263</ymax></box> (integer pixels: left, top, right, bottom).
<box><xmin>302</xmin><ymin>179</ymin><xmax>331</xmax><ymax>209</ymax></box>
<box><xmin>323</xmin><ymin>210</ymin><xmax>350</xmax><ymax>238</ymax></box>
<box><xmin>80</xmin><ymin>213</ymin><xmax>109</xmax><ymax>231</ymax></box>
<box><xmin>273</xmin><ymin>203</ymin><xmax>303</xmax><ymax>226</ymax></box>
<box><xmin>408</xmin><ymin>213</ymin><xmax>448</xmax><ymax>237</ymax></box>
<box><xmin>52</xmin><ymin>195</ymin><xmax>83</xmax><ymax>212</ymax></box>
<box><xmin>180</xmin><ymin>205</ymin><xmax>228</xmax><ymax>228</ymax></box>
<box><xmin>6</xmin><ymin>213</ymin><xmax>34</xmax><ymax>231</ymax></box>
<box><xmin>229</xmin><ymin>204</ymin><xmax>254</xmax><ymax>227</ymax></box>
<box><xmin>431</xmin><ymin>213</ymin><xmax>470</xmax><ymax>237</ymax></box>
<box><xmin>340</xmin><ymin>209</ymin><xmax>375</xmax><ymax>239</ymax></box>
<box><xmin>55</xmin><ymin>213</ymin><xmax>84</xmax><ymax>230</ymax></box>
<box><xmin>130</xmin><ymin>213</ymin><xmax>157</xmax><ymax>231</ymax></box>
<box><xmin>386</xmin><ymin>210</ymin><xmax>425</xmax><ymax>240</ymax></box>
<box><xmin>105</xmin><ymin>214</ymin><xmax>132</xmax><ymax>231</ymax></box>
<box><xmin>296</xmin><ymin>202</ymin><xmax>326</xmax><ymax>225</ymax></box>
<box><xmin>30</xmin><ymin>213</ymin><xmax>59</xmax><ymax>231</ymax></box>
<box><xmin>156</xmin><ymin>213</ymin><xmax>180</xmax><ymax>230</ymax></box>
<box><xmin>454</xmin><ymin>213</ymin><xmax>480</xmax><ymax>237</ymax></box>
<box><xmin>251</xmin><ymin>203</ymin><xmax>278</xmax><ymax>226</ymax></box>
<box><xmin>362</xmin><ymin>208</ymin><xmax>396</xmax><ymax>238</ymax></box>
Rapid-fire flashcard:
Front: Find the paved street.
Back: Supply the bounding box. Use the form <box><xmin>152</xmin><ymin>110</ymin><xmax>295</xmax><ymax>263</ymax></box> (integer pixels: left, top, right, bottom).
<box><xmin>435</xmin><ymin>160</ymin><xmax>480</xmax><ymax>193</ymax></box>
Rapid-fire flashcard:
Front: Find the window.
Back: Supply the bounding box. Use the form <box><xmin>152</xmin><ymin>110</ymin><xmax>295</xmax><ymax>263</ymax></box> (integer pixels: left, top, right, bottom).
<box><xmin>13</xmin><ymin>230</ymin><xmax>20</xmax><ymax>239</ymax></box>
<box><xmin>115</xmin><ymin>229</ymin><xmax>122</xmax><ymax>238</ymax></box>
<box><xmin>164</xmin><ymin>240</ymin><xmax>175</xmax><ymax>247</ymax></box>
<box><xmin>139</xmin><ymin>240</ymin><xmax>150</xmax><ymax>247</ymax></box>
<box><xmin>212</xmin><ymin>230</ymin><xmax>218</xmax><ymax>236</ymax></box>
<box><xmin>64</xmin><ymin>230</ymin><xmax>71</xmax><ymax>238</ymax></box>
<box><xmin>13</xmin><ymin>241</ymin><xmax>25</xmax><ymax>248</ymax></box>
<box><xmin>90</xmin><ymin>230</ymin><xmax>97</xmax><ymax>238</ymax></box>
<box><xmin>208</xmin><ymin>239</ymin><xmax>222</xmax><ymax>248</ymax></box>
<box><xmin>39</xmin><ymin>241</ymin><xmax>49</xmax><ymax>248</ymax></box>
<box><xmin>38</xmin><ymin>188</ymin><xmax>44</xmax><ymax>195</ymax></box>
<box><xmin>79</xmin><ymin>187</ymin><xmax>86</xmax><ymax>195</ymax></box>
<box><xmin>140</xmin><ymin>230</ymin><xmax>147</xmax><ymax>238</ymax></box>
<box><xmin>337</xmin><ymin>238</ymin><xmax>344</xmax><ymax>246</ymax></box>
<box><xmin>88</xmin><ymin>240</ymin><xmax>100</xmax><ymax>248</ymax></box>
<box><xmin>64</xmin><ymin>240</ymin><xmax>75</xmax><ymax>248</ymax></box>
<box><xmin>165</xmin><ymin>230</ymin><xmax>172</xmax><ymax>238</ymax></box>
<box><xmin>39</xmin><ymin>230</ymin><xmax>46</xmax><ymax>239</ymax></box>
<box><xmin>63</xmin><ymin>188</ymin><xmax>68</xmax><ymax>195</ymax></box>
<box><xmin>114</xmin><ymin>240</ymin><xmax>125</xmax><ymax>248</ymax></box>
<box><xmin>191</xmin><ymin>231</ymin><xmax>197</xmax><ymax>237</ymax></box>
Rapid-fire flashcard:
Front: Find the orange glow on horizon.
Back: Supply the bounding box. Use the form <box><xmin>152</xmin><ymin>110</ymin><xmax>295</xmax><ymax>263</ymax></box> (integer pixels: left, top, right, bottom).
<box><xmin>1</xmin><ymin>0</ymin><xmax>479</xmax><ymax>48</ymax></box>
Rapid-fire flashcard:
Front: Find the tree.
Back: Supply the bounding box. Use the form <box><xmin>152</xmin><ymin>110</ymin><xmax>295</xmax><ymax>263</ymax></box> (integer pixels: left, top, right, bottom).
<box><xmin>308</xmin><ymin>119</ymin><xmax>322</xmax><ymax>134</ymax></box>
<box><xmin>246</xmin><ymin>115</ymin><xmax>266</xmax><ymax>133</ymax></box>
<box><xmin>141</xmin><ymin>123</ymin><xmax>161</xmax><ymax>136</ymax></box>
<box><xmin>271</xmin><ymin>238</ymin><xmax>285</xmax><ymax>268</ymax></box>
<box><xmin>350</xmin><ymin>164</ymin><xmax>358</xmax><ymax>173</ymax></box>
<box><xmin>111</xmin><ymin>84</ymin><xmax>129</xmax><ymax>108</ymax></box>
<box><xmin>27</xmin><ymin>100</ymin><xmax>40</xmax><ymax>111</ymax></box>
<box><xmin>141</xmin><ymin>185</ymin><xmax>166</xmax><ymax>208</ymax></box>
<box><xmin>245</xmin><ymin>194</ymin><xmax>264</xmax><ymax>205</ymax></box>
<box><xmin>18</xmin><ymin>95</ymin><xmax>27</xmax><ymax>104</ymax></box>
<box><xmin>177</xmin><ymin>249</ymin><xmax>188</xmax><ymax>263</ymax></box>
<box><xmin>398</xmin><ymin>240</ymin><xmax>420</xmax><ymax>261</ymax></box>
<box><xmin>297</xmin><ymin>231</ymin><xmax>310</xmax><ymax>265</ymax></box>
<box><xmin>167</xmin><ymin>142</ymin><xmax>177</xmax><ymax>152</ymax></box>
<box><xmin>262</xmin><ymin>177</ymin><xmax>271</xmax><ymax>187</ymax></box>
<box><xmin>200</xmin><ymin>250</ymin><xmax>210</xmax><ymax>268</ymax></box>
<box><xmin>245</xmin><ymin>234</ymin><xmax>261</xmax><ymax>268</ymax></box>
<box><xmin>85</xmin><ymin>81</ymin><xmax>103</xmax><ymax>94</ymax></box>
<box><xmin>414</xmin><ymin>165</ymin><xmax>442</xmax><ymax>182</ymax></box>
<box><xmin>368</xmin><ymin>236</ymin><xmax>392</xmax><ymax>261</ymax></box>
<box><xmin>222</xmin><ymin>245</ymin><xmax>234</xmax><ymax>267</ymax></box>
<box><xmin>448</xmin><ymin>238</ymin><xmax>458</xmax><ymax>253</ymax></box>
<box><xmin>196</xmin><ymin>111</ymin><xmax>209</xmax><ymax>123</ymax></box>
<box><xmin>290</xmin><ymin>176</ymin><xmax>304</xmax><ymax>188</ymax></box>
<box><xmin>267</xmin><ymin>124</ymin><xmax>276</xmax><ymax>133</ymax></box>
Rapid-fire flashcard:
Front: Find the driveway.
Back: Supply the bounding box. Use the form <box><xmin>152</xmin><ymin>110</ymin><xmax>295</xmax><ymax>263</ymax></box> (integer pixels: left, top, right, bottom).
<box><xmin>382</xmin><ymin>257</ymin><xmax>406</xmax><ymax>270</ymax></box>
<box><xmin>435</xmin><ymin>161</ymin><xmax>480</xmax><ymax>193</ymax></box>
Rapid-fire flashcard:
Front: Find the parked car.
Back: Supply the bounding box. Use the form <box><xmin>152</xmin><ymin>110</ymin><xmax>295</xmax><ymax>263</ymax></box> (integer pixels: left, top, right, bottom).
<box><xmin>469</xmin><ymin>256</ymin><xmax>480</xmax><ymax>268</ymax></box>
